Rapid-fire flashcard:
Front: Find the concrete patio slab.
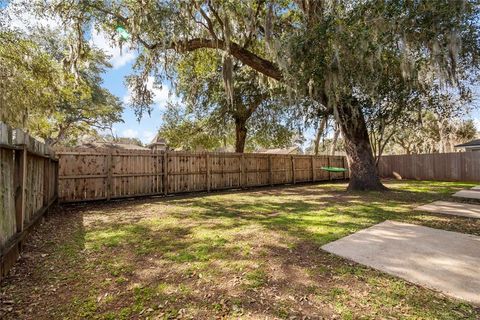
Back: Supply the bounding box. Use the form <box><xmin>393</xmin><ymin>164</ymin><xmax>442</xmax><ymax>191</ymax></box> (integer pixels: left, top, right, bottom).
<box><xmin>322</xmin><ymin>221</ymin><xmax>480</xmax><ymax>305</ymax></box>
<box><xmin>416</xmin><ymin>201</ymin><xmax>480</xmax><ymax>219</ymax></box>
<box><xmin>453</xmin><ymin>190</ymin><xmax>480</xmax><ymax>200</ymax></box>
<box><xmin>471</xmin><ymin>186</ymin><xmax>480</xmax><ymax>191</ymax></box>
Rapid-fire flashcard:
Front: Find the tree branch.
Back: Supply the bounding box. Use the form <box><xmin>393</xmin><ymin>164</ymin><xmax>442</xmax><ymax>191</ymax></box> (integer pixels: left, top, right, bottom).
<box><xmin>197</xmin><ymin>6</ymin><xmax>218</xmax><ymax>40</ymax></box>
<box><xmin>84</xmin><ymin>3</ymin><xmax>283</xmax><ymax>81</ymax></box>
<box><xmin>167</xmin><ymin>38</ymin><xmax>283</xmax><ymax>81</ymax></box>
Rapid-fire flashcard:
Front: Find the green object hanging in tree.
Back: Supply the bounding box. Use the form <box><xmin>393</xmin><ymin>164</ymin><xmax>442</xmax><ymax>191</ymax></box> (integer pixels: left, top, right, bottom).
<box><xmin>116</xmin><ymin>26</ymin><xmax>131</xmax><ymax>40</ymax></box>
<box><xmin>321</xmin><ymin>166</ymin><xmax>347</xmax><ymax>173</ymax></box>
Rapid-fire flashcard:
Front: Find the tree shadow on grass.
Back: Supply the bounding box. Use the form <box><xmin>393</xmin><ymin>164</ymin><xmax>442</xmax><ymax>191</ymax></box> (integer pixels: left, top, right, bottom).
<box><xmin>1</xmin><ymin>181</ymin><xmax>479</xmax><ymax>319</ymax></box>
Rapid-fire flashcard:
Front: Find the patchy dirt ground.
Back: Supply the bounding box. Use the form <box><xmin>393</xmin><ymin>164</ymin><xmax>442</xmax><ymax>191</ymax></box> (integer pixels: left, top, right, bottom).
<box><xmin>1</xmin><ymin>180</ymin><xmax>479</xmax><ymax>319</ymax></box>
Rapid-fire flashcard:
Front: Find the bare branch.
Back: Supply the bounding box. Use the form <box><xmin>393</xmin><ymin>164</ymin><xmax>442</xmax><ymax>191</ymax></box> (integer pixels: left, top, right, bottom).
<box><xmin>197</xmin><ymin>6</ymin><xmax>218</xmax><ymax>40</ymax></box>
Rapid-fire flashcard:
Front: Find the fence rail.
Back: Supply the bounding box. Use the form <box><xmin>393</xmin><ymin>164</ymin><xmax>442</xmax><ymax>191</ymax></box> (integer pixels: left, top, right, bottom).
<box><xmin>56</xmin><ymin>149</ymin><xmax>348</xmax><ymax>203</ymax></box>
<box><xmin>0</xmin><ymin>123</ymin><xmax>58</xmax><ymax>281</ymax></box>
<box><xmin>378</xmin><ymin>152</ymin><xmax>480</xmax><ymax>182</ymax></box>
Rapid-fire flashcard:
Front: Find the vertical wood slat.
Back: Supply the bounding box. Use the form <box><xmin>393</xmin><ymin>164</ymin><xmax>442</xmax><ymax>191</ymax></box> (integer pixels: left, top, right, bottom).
<box><xmin>106</xmin><ymin>151</ymin><xmax>112</xmax><ymax>200</ymax></box>
<box><xmin>241</xmin><ymin>154</ymin><xmax>245</xmax><ymax>188</ymax></box>
<box><xmin>269</xmin><ymin>155</ymin><xmax>273</xmax><ymax>186</ymax></box>
<box><xmin>42</xmin><ymin>157</ymin><xmax>49</xmax><ymax>206</ymax></box>
<box><xmin>163</xmin><ymin>151</ymin><xmax>168</xmax><ymax>195</ymax></box>
<box><xmin>311</xmin><ymin>156</ymin><xmax>315</xmax><ymax>182</ymax></box>
<box><xmin>291</xmin><ymin>156</ymin><xmax>296</xmax><ymax>184</ymax></box>
<box><xmin>327</xmin><ymin>157</ymin><xmax>331</xmax><ymax>180</ymax></box>
<box><xmin>206</xmin><ymin>153</ymin><xmax>211</xmax><ymax>192</ymax></box>
<box><xmin>14</xmin><ymin>146</ymin><xmax>27</xmax><ymax>233</ymax></box>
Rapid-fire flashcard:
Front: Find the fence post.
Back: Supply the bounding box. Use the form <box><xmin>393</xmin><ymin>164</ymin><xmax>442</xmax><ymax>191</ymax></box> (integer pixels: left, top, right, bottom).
<box><xmin>43</xmin><ymin>149</ymin><xmax>50</xmax><ymax>207</ymax></box>
<box><xmin>13</xmin><ymin>130</ymin><xmax>27</xmax><ymax>233</ymax></box>
<box><xmin>206</xmin><ymin>153</ymin><xmax>211</xmax><ymax>192</ymax></box>
<box><xmin>291</xmin><ymin>155</ymin><xmax>296</xmax><ymax>184</ymax></box>
<box><xmin>163</xmin><ymin>151</ymin><xmax>168</xmax><ymax>195</ymax></box>
<box><xmin>268</xmin><ymin>155</ymin><xmax>273</xmax><ymax>186</ymax></box>
<box><xmin>54</xmin><ymin>160</ymin><xmax>59</xmax><ymax>200</ymax></box>
<box><xmin>153</xmin><ymin>151</ymin><xmax>159</xmax><ymax>193</ymax></box>
<box><xmin>241</xmin><ymin>154</ymin><xmax>245</xmax><ymax>188</ymax></box>
<box><xmin>105</xmin><ymin>150</ymin><xmax>113</xmax><ymax>200</ymax></box>
<box><xmin>327</xmin><ymin>156</ymin><xmax>332</xmax><ymax>180</ymax></box>
<box><xmin>43</xmin><ymin>158</ymin><xmax>49</xmax><ymax>206</ymax></box>
<box><xmin>311</xmin><ymin>156</ymin><xmax>315</xmax><ymax>182</ymax></box>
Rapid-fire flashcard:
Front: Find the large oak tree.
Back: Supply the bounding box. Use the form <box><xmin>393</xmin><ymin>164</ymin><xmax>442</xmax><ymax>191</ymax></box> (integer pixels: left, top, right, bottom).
<box><xmin>49</xmin><ymin>0</ymin><xmax>480</xmax><ymax>190</ymax></box>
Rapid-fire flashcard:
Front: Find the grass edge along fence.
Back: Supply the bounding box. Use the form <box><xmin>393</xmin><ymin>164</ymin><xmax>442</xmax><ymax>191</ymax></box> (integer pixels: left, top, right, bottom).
<box><xmin>0</xmin><ymin>122</ymin><xmax>59</xmax><ymax>281</ymax></box>
<box><xmin>56</xmin><ymin>148</ymin><xmax>349</xmax><ymax>203</ymax></box>
<box><xmin>378</xmin><ymin>152</ymin><xmax>480</xmax><ymax>182</ymax></box>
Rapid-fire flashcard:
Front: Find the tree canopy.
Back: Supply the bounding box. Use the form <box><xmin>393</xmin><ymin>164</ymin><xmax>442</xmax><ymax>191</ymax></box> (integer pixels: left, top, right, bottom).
<box><xmin>11</xmin><ymin>1</ymin><xmax>480</xmax><ymax>190</ymax></box>
<box><xmin>0</xmin><ymin>26</ymin><xmax>123</xmax><ymax>145</ymax></box>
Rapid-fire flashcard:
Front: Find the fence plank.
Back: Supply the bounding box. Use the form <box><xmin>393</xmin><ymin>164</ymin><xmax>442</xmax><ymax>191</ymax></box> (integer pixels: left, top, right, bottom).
<box><xmin>14</xmin><ymin>146</ymin><xmax>26</xmax><ymax>233</ymax></box>
<box><xmin>311</xmin><ymin>156</ymin><xmax>315</xmax><ymax>182</ymax></box>
<box><xmin>206</xmin><ymin>153</ymin><xmax>211</xmax><ymax>192</ymax></box>
<box><xmin>106</xmin><ymin>151</ymin><xmax>112</xmax><ymax>200</ymax></box>
<box><xmin>163</xmin><ymin>152</ymin><xmax>168</xmax><ymax>195</ymax></box>
<box><xmin>292</xmin><ymin>156</ymin><xmax>296</xmax><ymax>184</ymax></box>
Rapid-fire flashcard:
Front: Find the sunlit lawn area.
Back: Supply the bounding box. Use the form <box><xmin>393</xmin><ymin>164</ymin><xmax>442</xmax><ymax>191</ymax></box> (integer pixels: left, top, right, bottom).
<box><xmin>1</xmin><ymin>180</ymin><xmax>479</xmax><ymax>319</ymax></box>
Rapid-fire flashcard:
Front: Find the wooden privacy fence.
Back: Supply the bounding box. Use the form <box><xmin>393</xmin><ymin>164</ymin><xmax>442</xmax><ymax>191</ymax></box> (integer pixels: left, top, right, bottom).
<box><xmin>56</xmin><ymin>149</ymin><xmax>348</xmax><ymax>202</ymax></box>
<box><xmin>378</xmin><ymin>152</ymin><xmax>480</xmax><ymax>182</ymax></box>
<box><xmin>0</xmin><ymin>123</ymin><xmax>58</xmax><ymax>280</ymax></box>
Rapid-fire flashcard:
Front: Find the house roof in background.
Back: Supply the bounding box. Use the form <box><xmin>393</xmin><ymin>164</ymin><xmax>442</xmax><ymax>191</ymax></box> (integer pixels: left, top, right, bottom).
<box><xmin>149</xmin><ymin>133</ymin><xmax>166</xmax><ymax>145</ymax></box>
<box><xmin>258</xmin><ymin>146</ymin><xmax>300</xmax><ymax>154</ymax></box>
<box><xmin>76</xmin><ymin>141</ymin><xmax>150</xmax><ymax>150</ymax></box>
<box><xmin>455</xmin><ymin>139</ymin><xmax>480</xmax><ymax>148</ymax></box>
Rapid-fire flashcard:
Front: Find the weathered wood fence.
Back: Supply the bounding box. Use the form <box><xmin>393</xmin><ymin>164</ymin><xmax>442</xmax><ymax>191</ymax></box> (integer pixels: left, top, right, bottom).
<box><xmin>0</xmin><ymin>123</ymin><xmax>58</xmax><ymax>280</ymax></box>
<box><xmin>56</xmin><ymin>149</ymin><xmax>348</xmax><ymax>202</ymax></box>
<box><xmin>378</xmin><ymin>152</ymin><xmax>480</xmax><ymax>182</ymax></box>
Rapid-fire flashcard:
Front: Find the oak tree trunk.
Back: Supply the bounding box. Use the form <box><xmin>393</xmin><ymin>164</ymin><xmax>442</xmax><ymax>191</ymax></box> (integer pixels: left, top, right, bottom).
<box><xmin>329</xmin><ymin>126</ymin><xmax>340</xmax><ymax>156</ymax></box>
<box><xmin>336</xmin><ymin>102</ymin><xmax>387</xmax><ymax>191</ymax></box>
<box><xmin>314</xmin><ymin>116</ymin><xmax>328</xmax><ymax>155</ymax></box>
<box><xmin>235</xmin><ymin>118</ymin><xmax>248</xmax><ymax>153</ymax></box>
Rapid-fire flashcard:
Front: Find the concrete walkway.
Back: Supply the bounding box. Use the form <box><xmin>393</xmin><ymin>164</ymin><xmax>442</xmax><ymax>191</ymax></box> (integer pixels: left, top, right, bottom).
<box><xmin>453</xmin><ymin>190</ymin><xmax>480</xmax><ymax>200</ymax></box>
<box><xmin>471</xmin><ymin>186</ymin><xmax>480</xmax><ymax>191</ymax></box>
<box><xmin>416</xmin><ymin>201</ymin><xmax>480</xmax><ymax>219</ymax></box>
<box><xmin>322</xmin><ymin>221</ymin><xmax>480</xmax><ymax>305</ymax></box>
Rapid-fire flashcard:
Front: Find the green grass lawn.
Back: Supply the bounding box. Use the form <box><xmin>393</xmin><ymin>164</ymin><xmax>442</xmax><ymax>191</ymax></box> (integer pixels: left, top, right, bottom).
<box><xmin>1</xmin><ymin>180</ymin><xmax>479</xmax><ymax>319</ymax></box>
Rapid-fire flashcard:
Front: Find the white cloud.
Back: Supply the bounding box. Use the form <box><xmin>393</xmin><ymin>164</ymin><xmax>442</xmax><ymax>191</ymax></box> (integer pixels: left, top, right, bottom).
<box><xmin>3</xmin><ymin>1</ymin><xmax>63</xmax><ymax>33</ymax></box>
<box><xmin>123</xmin><ymin>76</ymin><xmax>177</xmax><ymax>109</ymax></box>
<box><xmin>474</xmin><ymin>118</ymin><xmax>480</xmax><ymax>132</ymax></box>
<box><xmin>3</xmin><ymin>2</ymin><xmax>136</xmax><ymax>69</ymax></box>
<box><xmin>141</xmin><ymin>130</ymin><xmax>156</xmax><ymax>144</ymax></box>
<box><xmin>122</xmin><ymin>129</ymin><xmax>139</xmax><ymax>138</ymax></box>
<box><xmin>89</xmin><ymin>28</ymin><xmax>136</xmax><ymax>69</ymax></box>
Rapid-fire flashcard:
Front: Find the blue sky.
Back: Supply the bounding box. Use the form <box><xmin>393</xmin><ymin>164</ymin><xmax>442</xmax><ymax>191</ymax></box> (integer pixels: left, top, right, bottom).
<box><xmin>89</xmin><ymin>28</ymin><xmax>172</xmax><ymax>144</ymax></box>
<box><xmin>100</xmin><ymin>59</ymin><xmax>166</xmax><ymax>144</ymax></box>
